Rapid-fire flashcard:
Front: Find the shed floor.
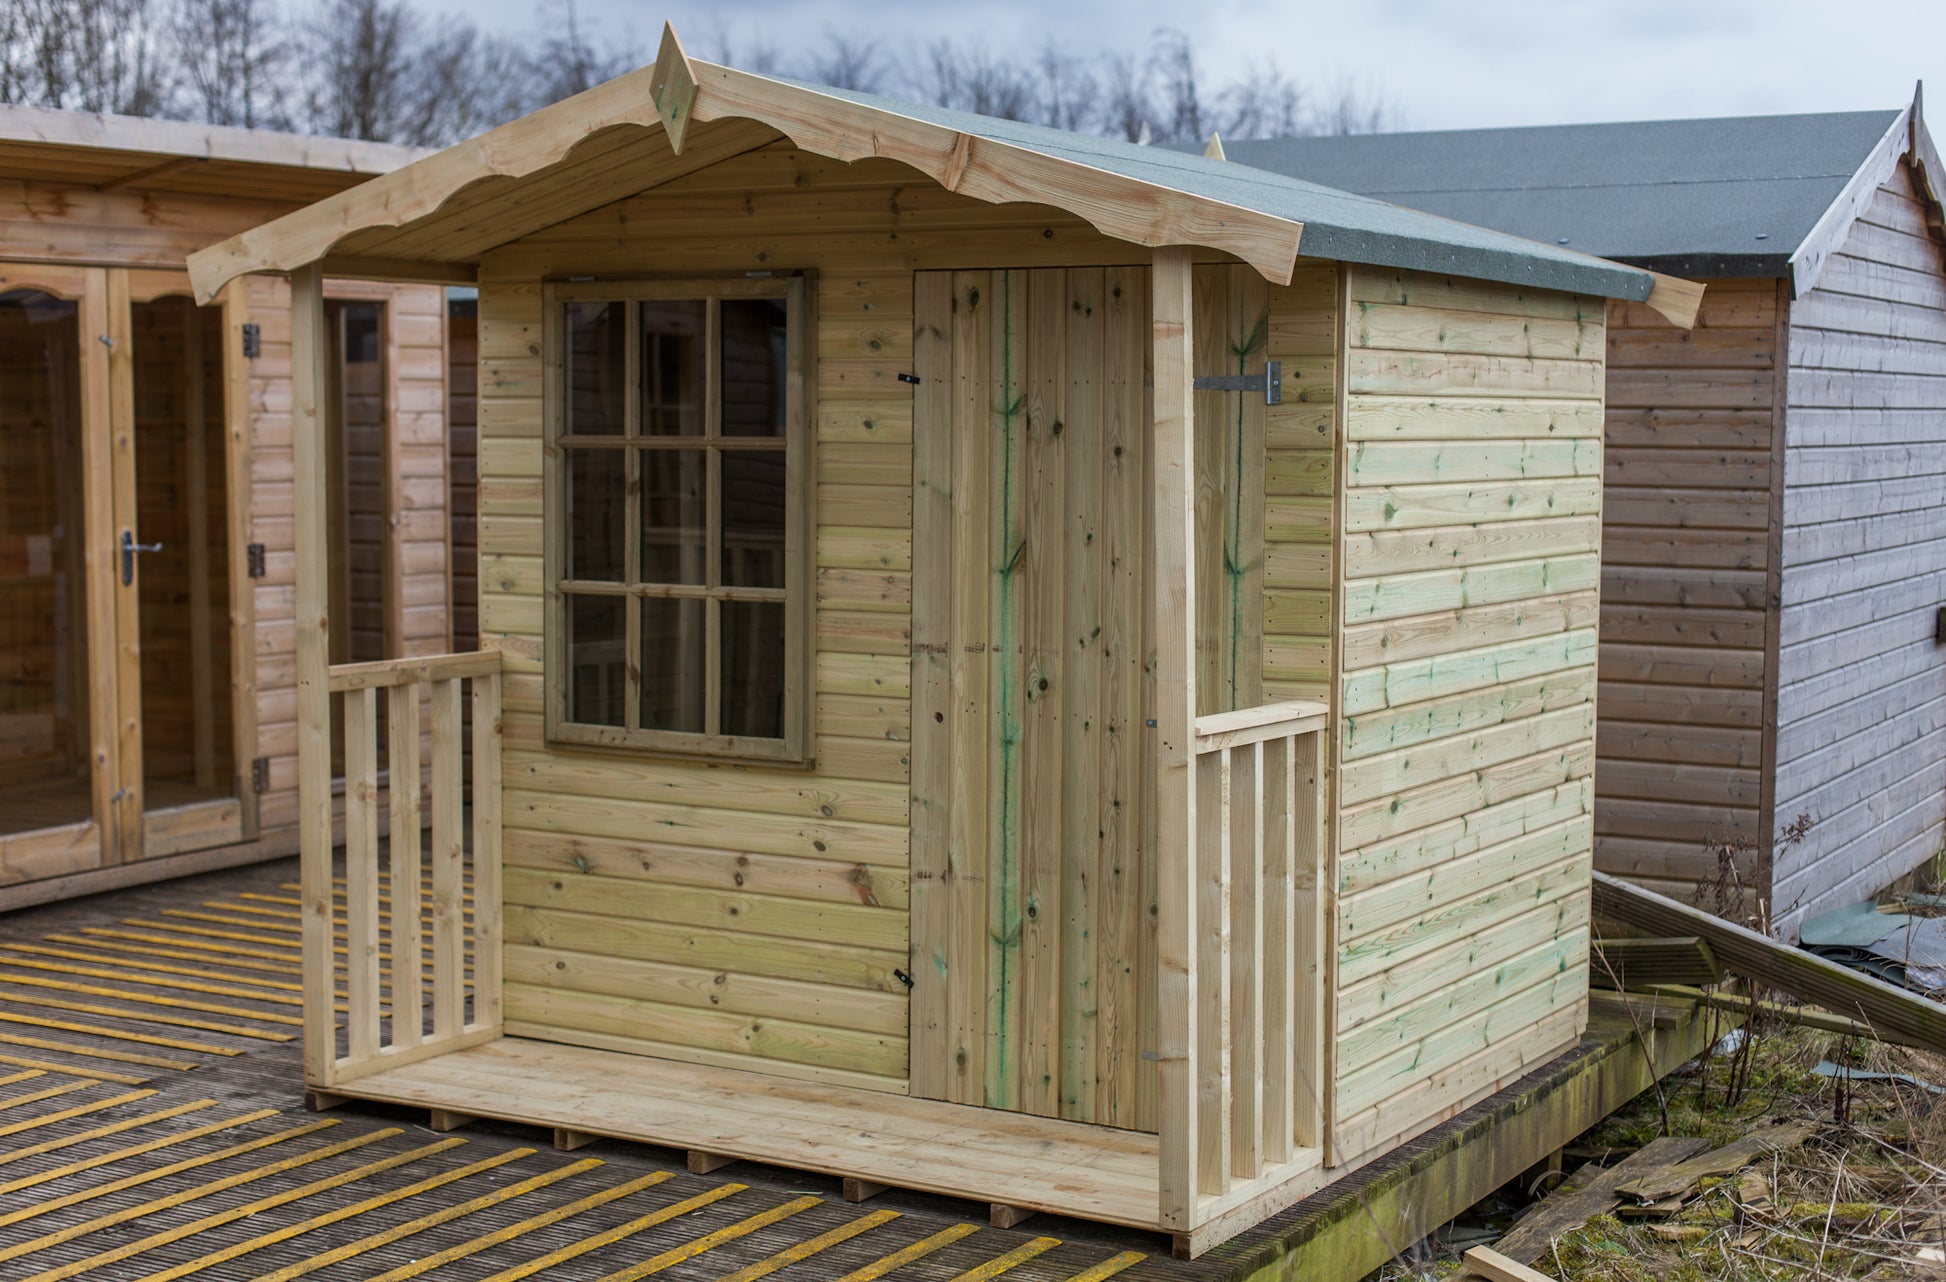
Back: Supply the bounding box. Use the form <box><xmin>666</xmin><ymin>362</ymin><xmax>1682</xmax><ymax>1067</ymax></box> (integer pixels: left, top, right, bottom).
<box><xmin>0</xmin><ymin>856</ymin><xmax>1713</xmax><ymax>1280</ymax></box>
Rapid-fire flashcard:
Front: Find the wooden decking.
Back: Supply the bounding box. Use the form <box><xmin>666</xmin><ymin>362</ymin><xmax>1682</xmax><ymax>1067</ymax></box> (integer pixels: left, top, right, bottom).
<box><xmin>327</xmin><ymin>1035</ymin><xmax>1170</xmax><ymax>1230</ymax></box>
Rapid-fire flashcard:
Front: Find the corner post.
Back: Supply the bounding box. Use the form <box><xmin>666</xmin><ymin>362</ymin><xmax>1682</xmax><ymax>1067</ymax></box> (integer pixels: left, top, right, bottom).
<box><xmin>291</xmin><ymin>262</ymin><xmax>336</xmax><ymax>1087</ymax></box>
<box><xmin>1153</xmin><ymin>246</ymin><xmax>1200</xmax><ymax>1230</ymax></box>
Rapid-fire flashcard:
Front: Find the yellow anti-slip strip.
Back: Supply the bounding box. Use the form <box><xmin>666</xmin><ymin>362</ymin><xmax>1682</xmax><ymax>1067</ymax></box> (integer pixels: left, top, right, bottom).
<box><xmin>0</xmin><ymin>1088</ymin><xmax>154</xmax><ymax>1139</ymax></box>
<box><xmin>473</xmin><ymin>1183</ymin><xmax>743</xmax><ymax>1282</ymax></box>
<box><xmin>0</xmin><ymin>1115</ymin><xmax>334</xmax><ymax>1235</ymax></box>
<box><xmin>20</xmin><ymin>1136</ymin><xmax>462</xmax><ymax>1282</ymax></box>
<box><xmin>0</xmin><ymin>1007</ymin><xmax>243</xmax><ymax>1056</ymax></box>
<box><xmin>0</xmin><ymin>1077</ymin><xmax>92</xmax><ymax>1113</ymax></box>
<box><xmin>0</xmin><ymin>1098</ymin><xmax>216</xmax><ymax>1171</ymax></box>
<box><xmin>45</xmin><ymin>932</ymin><xmax>301</xmax><ymax>976</ymax></box>
<box><xmin>249</xmin><ymin>1152</ymin><xmax>612</xmax><ymax>1282</ymax></box>
<box><xmin>0</xmin><ymin>987</ymin><xmax>294</xmax><ymax>1041</ymax></box>
<box><xmin>948</xmin><ymin>1238</ymin><xmax>1063</xmax><ymax>1281</ymax></box>
<box><xmin>8</xmin><ymin>942</ymin><xmax>306</xmax><ymax>994</ymax></box>
<box><xmin>0</xmin><ymin>1051</ymin><xmax>146</xmax><ymax>1085</ymax></box>
<box><xmin>0</xmin><ymin>953</ymin><xmax>305</xmax><ymax>1006</ymax></box>
<box><xmin>830</xmin><ymin>1224</ymin><xmax>980</xmax><ymax>1282</ymax></box>
<box><xmin>125</xmin><ymin>1146</ymin><xmax>542</xmax><ymax>1282</ymax></box>
<box><xmin>0</xmin><ymin>1030</ymin><xmax>197</xmax><ymax>1071</ymax></box>
<box><xmin>0</xmin><ymin>972</ymin><xmax>305</xmax><ymax>1026</ymax></box>
<box><xmin>1060</xmin><ymin>1252</ymin><xmax>1148</xmax><ymax>1281</ymax></box>
<box><xmin>362</xmin><ymin>1169</ymin><xmax>678</xmax><ymax>1282</ymax></box>
<box><xmin>0</xmin><ymin>1102</ymin><xmax>247</xmax><ymax>1195</ymax></box>
<box><xmin>595</xmin><ymin>1196</ymin><xmax>824</xmax><ymax>1282</ymax></box>
<box><xmin>717</xmin><ymin>1209</ymin><xmax>902</xmax><ymax>1282</ymax></box>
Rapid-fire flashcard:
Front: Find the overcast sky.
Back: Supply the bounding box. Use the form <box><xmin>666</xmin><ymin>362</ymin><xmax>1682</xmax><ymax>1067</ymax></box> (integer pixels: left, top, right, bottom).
<box><xmin>452</xmin><ymin>0</ymin><xmax>1941</xmax><ymax>133</ymax></box>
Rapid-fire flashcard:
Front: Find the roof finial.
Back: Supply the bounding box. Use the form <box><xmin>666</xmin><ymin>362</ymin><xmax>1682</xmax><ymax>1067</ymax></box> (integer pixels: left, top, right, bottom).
<box><xmin>1204</xmin><ymin>130</ymin><xmax>1226</xmax><ymax>161</ymax></box>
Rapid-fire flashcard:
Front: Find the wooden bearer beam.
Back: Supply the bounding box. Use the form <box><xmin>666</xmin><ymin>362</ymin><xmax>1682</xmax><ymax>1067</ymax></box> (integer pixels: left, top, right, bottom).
<box><xmin>990</xmin><ymin>1203</ymin><xmax>1037</xmax><ymax>1229</ymax></box>
<box><xmin>686</xmin><ymin>1150</ymin><xmax>736</xmax><ymax>1174</ymax></box>
<box><xmin>427</xmin><ymin>1108</ymin><xmax>476</xmax><ymax>1132</ymax></box>
<box><xmin>842</xmin><ymin>1177</ymin><xmax>888</xmax><ymax>1203</ymax></box>
<box><xmin>1152</xmin><ymin>244</ymin><xmax>1199</xmax><ymax>1231</ymax></box>
<box><xmin>554</xmin><ymin>1127</ymin><xmax>599</xmax><ymax>1151</ymax></box>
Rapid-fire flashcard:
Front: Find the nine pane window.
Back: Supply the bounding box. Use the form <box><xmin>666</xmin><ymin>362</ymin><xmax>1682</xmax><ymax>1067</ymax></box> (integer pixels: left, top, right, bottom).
<box><xmin>548</xmin><ymin>279</ymin><xmax>807</xmax><ymax>760</ymax></box>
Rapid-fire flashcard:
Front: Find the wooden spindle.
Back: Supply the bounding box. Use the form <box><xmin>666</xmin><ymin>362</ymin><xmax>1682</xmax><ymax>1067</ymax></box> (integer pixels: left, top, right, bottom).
<box><xmin>342</xmin><ymin>687</ymin><xmax>382</xmax><ymax>1063</ymax></box>
<box><xmin>387</xmin><ymin>682</ymin><xmax>424</xmax><ymax>1050</ymax></box>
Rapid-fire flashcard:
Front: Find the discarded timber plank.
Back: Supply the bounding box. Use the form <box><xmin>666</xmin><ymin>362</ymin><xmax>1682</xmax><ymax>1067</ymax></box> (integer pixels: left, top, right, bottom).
<box><xmin>1589</xmin><ymin>936</ymin><xmax>1721</xmax><ymax>989</ymax></box>
<box><xmin>1613</xmin><ymin>1120</ymin><xmax>1818</xmax><ymax>1204</ymax></box>
<box><xmin>1463</xmin><ymin>1245</ymin><xmax>1559</xmax><ymax>1282</ymax></box>
<box><xmin>1639</xmin><ymin>983</ymin><xmax>1880</xmax><ymax>1041</ymax></box>
<box><xmin>1589</xmin><ymin>990</ymin><xmax>1686</xmax><ymax>1030</ymax></box>
<box><xmin>1594</xmin><ymin>872</ymin><xmax>1946</xmax><ymax>1055</ymax></box>
<box><xmin>1492</xmin><ymin>1135</ymin><xmax>1710</xmax><ymax>1263</ymax></box>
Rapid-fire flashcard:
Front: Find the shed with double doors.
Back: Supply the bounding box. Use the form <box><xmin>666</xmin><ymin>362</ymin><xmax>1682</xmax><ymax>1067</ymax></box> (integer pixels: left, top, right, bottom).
<box><xmin>1212</xmin><ymin>93</ymin><xmax>1946</xmax><ymax>935</ymax></box>
<box><xmin>189</xmin><ymin>25</ymin><xmax>1702</xmax><ymax>1254</ymax></box>
<box><xmin>0</xmin><ymin>106</ymin><xmax>479</xmax><ymax>909</ymax></box>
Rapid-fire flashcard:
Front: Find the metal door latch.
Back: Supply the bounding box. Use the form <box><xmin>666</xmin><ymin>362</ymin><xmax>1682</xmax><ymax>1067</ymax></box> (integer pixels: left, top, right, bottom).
<box><xmin>1193</xmin><ymin>359</ymin><xmax>1284</xmax><ymax>404</ymax></box>
<box><xmin>121</xmin><ymin>529</ymin><xmax>163</xmax><ymax>585</ymax></box>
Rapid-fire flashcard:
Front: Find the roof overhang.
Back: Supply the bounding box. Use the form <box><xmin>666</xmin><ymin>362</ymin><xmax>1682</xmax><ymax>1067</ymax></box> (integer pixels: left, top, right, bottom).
<box><xmin>187</xmin><ymin>24</ymin><xmax>1307</xmax><ymax>303</ymax></box>
<box><xmin>1786</xmin><ymin>85</ymin><xmax>1945</xmax><ymax>297</ymax></box>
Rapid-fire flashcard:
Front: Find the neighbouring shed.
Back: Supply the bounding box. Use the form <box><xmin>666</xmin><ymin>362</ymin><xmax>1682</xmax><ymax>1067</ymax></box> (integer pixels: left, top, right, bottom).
<box><xmin>0</xmin><ymin>106</ymin><xmax>470</xmax><ymax>909</ymax></box>
<box><xmin>1214</xmin><ymin>95</ymin><xmax>1946</xmax><ymax>936</ymax></box>
<box><xmin>189</xmin><ymin>26</ymin><xmax>1700</xmax><ymax>1253</ymax></box>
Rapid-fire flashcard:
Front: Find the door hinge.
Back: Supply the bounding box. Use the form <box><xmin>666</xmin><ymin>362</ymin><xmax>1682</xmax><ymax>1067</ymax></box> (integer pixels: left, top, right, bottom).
<box><xmin>251</xmin><ymin>756</ymin><xmax>270</xmax><ymax>794</ymax></box>
<box><xmin>246</xmin><ymin>542</ymin><xmax>267</xmax><ymax>578</ymax></box>
<box><xmin>241</xmin><ymin>323</ymin><xmax>261</xmax><ymax>359</ymax></box>
<box><xmin>1193</xmin><ymin>359</ymin><xmax>1284</xmax><ymax>404</ymax></box>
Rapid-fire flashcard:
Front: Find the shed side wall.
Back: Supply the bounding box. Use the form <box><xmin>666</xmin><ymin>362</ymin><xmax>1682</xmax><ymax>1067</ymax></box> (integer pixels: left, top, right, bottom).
<box><xmin>1596</xmin><ymin>280</ymin><xmax>1779</xmax><ymax>905</ymax></box>
<box><xmin>1264</xmin><ymin>262</ymin><xmax>1339</xmax><ymax>703</ymax></box>
<box><xmin>1333</xmin><ymin>266</ymin><xmax>1602</xmax><ymax>1164</ymax></box>
<box><xmin>1773</xmin><ymin>159</ymin><xmax>1946</xmax><ymax>931</ymax></box>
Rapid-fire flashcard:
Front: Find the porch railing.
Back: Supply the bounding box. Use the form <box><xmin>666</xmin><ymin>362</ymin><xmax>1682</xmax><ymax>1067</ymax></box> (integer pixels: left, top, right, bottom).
<box><xmin>321</xmin><ymin>650</ymin><xmax>503</xmax><ymax>1085</ymax></box>
<box><xmin>1179</xmin><ymin>697</ymin><xmax>1329</xmax><ymax>1220</ymax></box>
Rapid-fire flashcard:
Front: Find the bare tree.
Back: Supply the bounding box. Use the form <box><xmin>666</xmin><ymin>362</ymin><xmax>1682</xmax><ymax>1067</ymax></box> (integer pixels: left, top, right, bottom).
<box><xmin>1148</xmin><ymin>28</ymin><xmax>1202</xmax><ymax>144</ymax></box>
<box><xmin>1219</xmin><ymin>63</ymin><xmax>1302</xmax><ymax>142</ymax></box>
<box><xmin>530</xmin><ymin>0</ymin><xmax>637</xmax><ymax>106</ymax></box>
<box><xmin>1308</xmin><ymin>74</ymin><xmax>1396</xmax><ymax>136</ymax></box>
<box><xmin>805</xmin><ymin>29</ymin><xmax>881</xmax><ymax>93</ymax></box>
<box><xmin>922</xmin><ymin>40</ymin><xmax>1033</xmax><ymax>120</ymax></box>
<box><xmin>1098</xmin><ymin>50</ymin><xmax>1150</xmax><ymax>143</ymax></box>
<box><xmin>0</xmin><ymin>0</ymin><xmax>172</xmax><ymax>114</ymax></box>
<box><xmin>172</xmin><ymin>0</ymin><xmax>288</xmax><ymax>128</ymax></box>
<box><xmin>1032</xmin><ymin>43</ymin><xmax>1097</xmax><ymax>133</ymax></box>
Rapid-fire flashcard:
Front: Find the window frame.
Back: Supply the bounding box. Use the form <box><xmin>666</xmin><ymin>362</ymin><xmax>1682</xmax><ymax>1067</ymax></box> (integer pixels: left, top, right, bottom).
<box><xmin>542</xmin><ymin>274</ymin><xmax>814</xmax><ymax>764</ymax></box>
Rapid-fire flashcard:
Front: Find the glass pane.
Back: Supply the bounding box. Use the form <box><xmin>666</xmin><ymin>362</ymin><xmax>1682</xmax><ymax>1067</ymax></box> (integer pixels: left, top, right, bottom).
<box><xmin>721</xmin><ymin>451</ymin><xmax>786</xmax><ymax>588</ymax></box>
<box><xmin>641</xmin><ymin>596</ymin><xmax>705</xmax><ymax>734</ymax></box>
<box><xmin>565</xmin><ymin>301</ymin><xmax>625</xmax><ymax>435</ymax></box>
<box><xmin>640</xmin><ymin>301</ymin><xmax>705</xmax><ymax>436</ymax></box>
<box><xmin>133</xmin><ymin>297</ymin><xmax>235</xmax><ymax>805</ymax></box>
<box><xmin>721</xmin><ymin>600</ymin><xmax>786</xmax><ymax>740</ymax></box>
<box><xmin>566</xmin><ymin>594</ymin><xmax>626</xmax><ymax>727</ymax></box>
<box><xmin>0</xmin><ymin>289</ymin><xmax>90</xmax><ymax>835</ymax></box>
<box><xmin>566</xmin><ymin>448</ymin><xmax>626</xmax><ymax>581</ymax></box>
<box><xmin>721</xmin><ymin>297</ymin><xmax>788</xmax><ymax>437</ymax></box>
<box><xmin>640</xmin><ymin>449</ymin><xmax>707</xmax><ymax>585</ymax></box>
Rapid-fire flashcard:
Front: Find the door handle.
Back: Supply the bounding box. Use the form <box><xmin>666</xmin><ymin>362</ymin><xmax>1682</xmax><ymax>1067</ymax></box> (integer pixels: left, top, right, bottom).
<box><xmin>121</xmin><ymin>529</ymin><xmax>163</xmax><ymax>586</ymax></box>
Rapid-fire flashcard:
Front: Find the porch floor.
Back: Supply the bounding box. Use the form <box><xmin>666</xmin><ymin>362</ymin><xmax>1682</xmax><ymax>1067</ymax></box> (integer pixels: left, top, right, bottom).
<box><xmin>329</xmin><ymin>1035</ymin><xmax>1167</xmax><ymax>1229</ymax></box>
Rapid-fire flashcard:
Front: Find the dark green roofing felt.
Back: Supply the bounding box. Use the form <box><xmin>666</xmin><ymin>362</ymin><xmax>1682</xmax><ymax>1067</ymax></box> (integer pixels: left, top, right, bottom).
<box><xmin>781</xmin><ymin>79</ymin><xmax>1658</xmax><ymax>301</ymax></box>
<box><xmin>1195</xmin><ymin>111</ymin><xmax>1905</xmax><ymax>279</ymax></box>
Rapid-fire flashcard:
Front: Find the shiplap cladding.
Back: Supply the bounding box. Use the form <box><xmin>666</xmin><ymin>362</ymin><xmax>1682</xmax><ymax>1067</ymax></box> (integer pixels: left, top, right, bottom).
<box><xmin>1331</xmin><ymin>267</ymin><xmax>1602</xmax><ymax>1163</ymax></box>
<box><xmin>1263</xmin><ymin>263</ymin><xmax>1339</xmax><ymax>703</ymax></box>
<box><xmin>1597</xmin><ymin>280</ymin><xmax>1779</xmax><ymax>903</ymax></box>
<box><xmin>1773</xmin><ymin>161</ymin><xmax>1946</xmax><ymax>929</ymax></box>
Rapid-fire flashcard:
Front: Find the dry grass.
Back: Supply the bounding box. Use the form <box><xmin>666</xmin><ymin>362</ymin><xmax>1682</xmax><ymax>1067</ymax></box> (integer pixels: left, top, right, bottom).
<box><xmin>1373</xmin><ymin>1020</ymin><xmax>1946</xmax><ymax>1281</ymax></box>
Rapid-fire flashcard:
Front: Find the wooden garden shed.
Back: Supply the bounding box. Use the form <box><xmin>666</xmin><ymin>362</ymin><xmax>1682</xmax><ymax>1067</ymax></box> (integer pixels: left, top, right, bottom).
<box><xmin>189</xmin><ymin>27</ymin><xmax>1701</xmax><ymax>1253</ymax></box>
<box><xmin>1215</xmin><ymin>94</ymin><xmax>1946</xmax><ymax>936</ymax></box>
<box><xmin>0</xmin><ymin>105</ymin><xmax>468</xmax><ymax>909</ymax></box>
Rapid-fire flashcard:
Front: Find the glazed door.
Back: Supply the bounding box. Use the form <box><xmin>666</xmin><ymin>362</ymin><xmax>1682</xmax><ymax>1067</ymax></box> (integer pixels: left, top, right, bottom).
<box><xmin>0</xmin><ymin>266</ymin><xmax>252</xmax><ymax>890</ymax></box>
<box><xmin>124</xmin><ymin>276</ymin><xmax>254</xmax><ymax>859</ymax></box>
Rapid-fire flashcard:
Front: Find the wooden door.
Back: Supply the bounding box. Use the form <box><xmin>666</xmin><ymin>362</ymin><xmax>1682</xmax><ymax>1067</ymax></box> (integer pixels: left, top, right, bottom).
<box><xmin>123</xmin><ymin>278</ymin><xmax>256</xmax><ymax>859</ymax></box>
<box><xmin>908</xmin><ymin>265</ymin><xmax>1269</xmax><ymax>1129</ymax></box>
<box><xmin>0</xmin><ymin>266</ymin><xmax>117</xmax><ymax>883</ymax></box>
